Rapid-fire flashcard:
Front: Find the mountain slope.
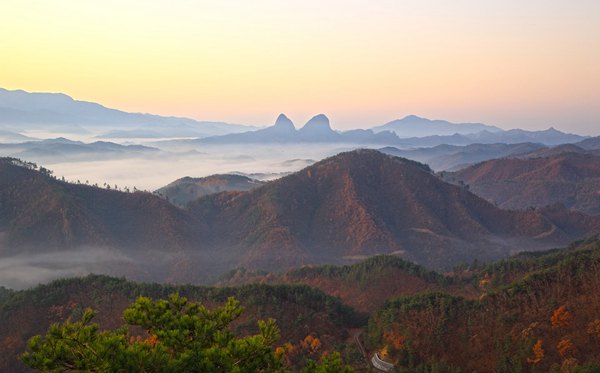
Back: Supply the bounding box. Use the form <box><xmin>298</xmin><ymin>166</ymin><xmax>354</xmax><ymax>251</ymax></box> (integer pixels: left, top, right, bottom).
<box><xmin>189</xmin><ymin>150</ymin><xmax>600</xmax><ymax>271</ymax></box>
<box><xmin>448</xmin><ymin>152</ymin><xmax>600</xmax><ymax>214</ymax></box>
<box><xmin>3</xmin><ymin>150</ymin><xmax>600</xmax><ymax>288</ymax></box>
<box><xmin>0</xmin><ymin>275</ymin><xmax>364</xmax><ymax>372</ymax></box>
<box><xmin>0</xmin><ymin>88</ymin><xmax>255</xmax><ymax>137</ymax></box>
<box><xmin>216</xmin><ymin>255</ymin><xmax>478</xmax><ymax>313</ymax></box>
<box><xmin>367</xmin><ymin>239</ymin><xmax>600</xmax><ymax>372</ymax></box>
<box><xmin>155</xmin><ymin>174</ymin><xmax>265</xmax><ymax>207</ymax></box>
<box><xmin>576</xmin><ymin>136</ymin><xmax>600</xmax><ymax>150</ymax></box>
<box><xmin>0</xmin><ymin>158</ymin><xmax>208</xmax><ymax>286</ymax></box>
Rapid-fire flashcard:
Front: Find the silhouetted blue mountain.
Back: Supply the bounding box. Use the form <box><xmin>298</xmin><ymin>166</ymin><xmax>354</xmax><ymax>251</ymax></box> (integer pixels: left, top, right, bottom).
<box><xmin>0</xmin><ymin>88</ymin><xmax>257</xmax><ymax>138</ymax></box>
<box><xmin>0</xmin><ymin>138</ymin><xmax>158</xmax><ymax>160</ymax></box>
<box><xmin>380</xmin><ymin>143</ymin><xmax>546</xmax><ymax>171</ymax></box>
<box><xmin>197</xmin><ymin>114</ymin><xmax>401</xmax><ymax>144</ymax></box>
<box><xmin>372</xmin><ymin>115</ymin><xmax>502</xmax><ymax>137</ymax></box>
<box><xmin>576</xmin><ymin>136</ymin><xmax>600</xmax><ymax>150</ymax></box>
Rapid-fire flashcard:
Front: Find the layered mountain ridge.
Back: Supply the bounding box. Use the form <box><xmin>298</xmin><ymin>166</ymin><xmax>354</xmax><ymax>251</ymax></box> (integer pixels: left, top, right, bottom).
<box><xmin>447</xmin><ymin>151</ymin><xmax>600</xmax><ymax>214</ymax></box>
<box><xmin>1</xmin><ymin>150</ymin><xmax>599</xmax><ymax>288</ymax></box>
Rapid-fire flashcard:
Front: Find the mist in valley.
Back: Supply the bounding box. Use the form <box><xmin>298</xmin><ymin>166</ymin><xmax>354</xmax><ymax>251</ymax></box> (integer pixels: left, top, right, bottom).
<box><xmin>0</xmin><ymin>247</ymin><xmax>135</xmax><ymax>290</ymax></box>
<box><xmin>24</xmin><ymin>143</ymin><xmax>365</xmax><ymax>190</ymax></box>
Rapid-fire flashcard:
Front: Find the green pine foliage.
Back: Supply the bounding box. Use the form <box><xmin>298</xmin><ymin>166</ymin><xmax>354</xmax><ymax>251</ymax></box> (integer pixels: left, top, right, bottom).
<box><xmin>22</xmin><ymin>294</ymin><xmax>352</xmax><ymax>372</ymax></box>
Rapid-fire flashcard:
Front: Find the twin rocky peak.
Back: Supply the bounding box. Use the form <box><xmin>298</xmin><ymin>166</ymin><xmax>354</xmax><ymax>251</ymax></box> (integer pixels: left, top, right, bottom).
<box><xmin>270</xmin><ymin>113</ymin><xmax>340</xmax><ymax>141</ymax></box>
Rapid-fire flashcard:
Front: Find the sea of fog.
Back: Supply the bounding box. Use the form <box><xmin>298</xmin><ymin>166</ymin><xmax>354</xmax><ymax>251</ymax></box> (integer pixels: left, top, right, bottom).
<box><xmin>26</xmin><ymin>143</ymin><xmax>365</xmax><ymax>190</ymax></box>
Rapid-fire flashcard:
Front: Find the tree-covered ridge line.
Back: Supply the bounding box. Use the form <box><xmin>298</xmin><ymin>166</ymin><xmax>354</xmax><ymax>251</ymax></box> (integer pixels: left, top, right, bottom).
<box><xmin>367</xmin><ymin>238</ymin><xmax>600</xmax><ymax>372</ymax></box>
<box><xmin>286</xmin><ymin>255</ymin><xmax>451</xmax><ymax>285</ymax></box>
<box><xmin>0</xmin><ymin>156</ymin><xmax>147</xmax><ymax>193</ymax></box>
<box><xmin>0</xmin><ymin>274</ymin><xmax>366</xmax><ymax>327</ymax></box>
<box><xmin>217</xmin><ymin>254</ymin><xmax>453</xmax><ymax>285</ymax></box>
<box><xmin>469</xmin><ymin>235</ymin><xmax>600</xmax><ymax>290</ymax></box>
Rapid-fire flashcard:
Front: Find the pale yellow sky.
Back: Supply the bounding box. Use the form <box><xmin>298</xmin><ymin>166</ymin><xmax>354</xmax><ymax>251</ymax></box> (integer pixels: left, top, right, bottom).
<box><xmin>1</xmin><ymin>1</ymin><xmax>599</xmax><ymax>134</ymax></box>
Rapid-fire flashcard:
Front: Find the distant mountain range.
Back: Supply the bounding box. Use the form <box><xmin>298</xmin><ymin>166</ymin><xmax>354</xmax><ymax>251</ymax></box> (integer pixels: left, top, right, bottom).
<box><xmin>3</xmin><ymin>150</ymin><xmax>600</xmax><ymax>288</ymax></box>
<box><xmin>380</xmin><ymin>136</ymin><xmax>600</xmax><ymax>171</ymax></box>
<box><xmin>191</xmin><ymin>114</ymin><xmax>399</xmax><ymax>145</ymax></box>
<box><xmin>388</xmin><ymin>127</ymin><xmax>587</xmax><ymax>147</ymax></box>
<box><xmin>380</xmin><ymin>142</ymin><xmax>547</xmax><ymax>171</ymax></box>
<box><xmin>0</xmin><ymin>88</ymin><xmax>258</xmax><ymax>138</ymax></box>
<box><xmin>446</xmin><ymin>151</ymin><xmax>600</xmax><ymax>214</ymax></box>
<box><xmin>1</xmin><ymin>88</ymin><xmax>591</xmax><ymax>147</ymax></box>
<box><xmin>371</xmin><ymin>114</ymin><xmax>502</xmax><ymax>137</ymax></box>
<box><xmin>169</xmin><ymin>113</ymin><xmax>587</xmax><ymax>147</ymax></box>
<box><xmin>0</xmin><ymin>137</ymin><xmax>158</xmax><ymax>161</ymax></box>
<box><xmin>0</xmin><ymin>129</ymin><xmax>37</xmax><ymax>143</ymax></box>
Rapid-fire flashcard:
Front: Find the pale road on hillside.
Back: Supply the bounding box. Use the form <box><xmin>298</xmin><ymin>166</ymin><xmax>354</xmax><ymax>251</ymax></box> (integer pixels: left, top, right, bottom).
<box><xmin>371</xmin><ymin>353</ymin><xmax>395</xmax><ymax>372</ymax></box>
<box><xmin>353</xmin><ymin>330</ymin><xmax>395</xmax><ymax>372</ymax></box>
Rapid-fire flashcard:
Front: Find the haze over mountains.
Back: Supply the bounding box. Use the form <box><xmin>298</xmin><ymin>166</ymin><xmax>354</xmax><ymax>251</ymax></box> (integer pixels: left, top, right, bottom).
<box><xmin>2</xmin><ymin>88</ymin><xmax>600</xmax><ymax>372</ymax></box>
<box><xmin>155</xmin><ymin>174</ymin><xmax>265</xmax><ymax>208</ymax></box>
<box><xmin>371</xmin><ymin>114</ymin><xmax>502</xmax><ymax>137</ymax></box>
<box><xmin>2</xmin><ymin>150</ymin><xmax>600</xmax><ymax>289</ymax></box>
<box><xmin>1</xmin><ymin>88</ymin><xmax>595</xmax><ymax>192</ymax></box>
<box><xmin>0</xmin><ymin>88</ymin><xmax>258</xmax><ymax>140</ymax></box>
<box><xmin>180</xmin><ymin>113</ymin><xmax>587</xmax><ymax>147</ymax></box>
<box><xmin>0</xmin><ymin>88</ymin><xmax>588</xmax><ymax>146</ymax></box>
<box><xmin>181</xmin><ymin>113</ymin><xmax>399</xmax><ymax>145</ymax></box>
<box><xmin>447</xmin><ymin>151</ymin><xmax>600</xmax><ymax>214</ymax></box>
<box><xmin>1</xmin><ymin>87</ymin><xmax>600</xmax><ymax>290</ymax></box>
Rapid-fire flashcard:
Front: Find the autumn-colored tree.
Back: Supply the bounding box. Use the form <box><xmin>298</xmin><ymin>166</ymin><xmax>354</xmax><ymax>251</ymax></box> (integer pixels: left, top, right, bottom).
<box><xmin>383</xmin><ymin>331</ymin><xmax>406</xmax><ymax>351</ymax></box>
<box><xmin>557</xmin><ymin>338</ymin><xmax>576</xmax><ymax>359</ymax></box>
<box><xmin>479</xmin><ymin>273</ymin><xmax>492</xmax><ymax>290</ymax></box>
<box><xmin>301</xmin><ymin>335</ymin><xmax>322</xmax><ymax>354</ymax></box>
<box><xmin>270</xmin><ymin>335</ymin><xmax>343</xmax><ymax>372</ymax></box>
<box><xmin>551</xmin><ymin>305</ymin><xmax>573</xmax><ymax>329</ymax></box>
<box><xmin>527</xmin><ymin>339</ymin><xmax>544</xmax><ymax>364</ymax></box>
<box><xmin>379</xmin><ymin>345</ymin><xmax>389</xmax><ymax>359</ymax></box>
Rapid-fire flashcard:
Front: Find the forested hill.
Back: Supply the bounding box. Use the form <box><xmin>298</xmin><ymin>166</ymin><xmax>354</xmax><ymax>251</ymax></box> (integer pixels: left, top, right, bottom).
<box><xmin>367</xmin><ymin>237</ymin><xmax>600</xmax><ymax>372</ymax></box>
<box><xmin>3</xmin><ymin>151</ymin><xmax>600</xmax><ymax>290</ymax></box>
<box><xmin>0</xmin><ymin>275</ymin><xmax>365</xmax><ymax>372</ymax></box>
<box><xmin>216</xmin><ymin>255</ymin><xmax>479</xmax><ymax>313</ymax></box>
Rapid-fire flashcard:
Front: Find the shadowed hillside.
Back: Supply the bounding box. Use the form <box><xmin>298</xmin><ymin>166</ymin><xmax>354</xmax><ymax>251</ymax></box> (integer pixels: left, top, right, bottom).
<box><xmin>189</xmin><ymin>150</ymin><xmax>600</xmax><ymax>271</ymax></box>
<box><xmin>216</xmin><ymin>256</ymin><xmax>479</xmax><ymax>313</ymax></box>
<box><xmin>0</xmin><ymin>158</ymin><xmax>208</xmax><ymax>285</ymax></box>
<box><xmin>2</xmin><ymin>151</ymin><xmax>600</xmax><ymax>288</ymax></box>
<box><xmin>447</xmin><ymin>152</ymin><xmax>600</xmax><ymax>214</ymax></box>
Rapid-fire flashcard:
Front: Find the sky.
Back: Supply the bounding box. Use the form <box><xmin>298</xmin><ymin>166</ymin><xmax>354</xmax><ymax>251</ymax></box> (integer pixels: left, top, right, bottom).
<box><xmin>1</xmin><ymin>0</ymin><xmax>599</xmax><ymax>134</ymax></box>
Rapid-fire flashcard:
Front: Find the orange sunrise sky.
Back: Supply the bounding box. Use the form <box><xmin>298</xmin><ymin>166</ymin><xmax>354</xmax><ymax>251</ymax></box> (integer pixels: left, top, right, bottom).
<box><xmin>1</xmin><ymin>0</ymin><xmax>599</xmax><ymax>134</ymax></box>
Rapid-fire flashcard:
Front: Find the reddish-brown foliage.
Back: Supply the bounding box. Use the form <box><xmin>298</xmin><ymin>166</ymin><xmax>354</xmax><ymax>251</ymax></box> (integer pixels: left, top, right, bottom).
<box><xmin>551</xmin><ymin>305</ymin><xmax>573</xmax><ymax>329</ymax></box>
<box><xmin>527</xmin><ymin>339</ymin><xmax>544</xmax><ymax>364</ymax></box>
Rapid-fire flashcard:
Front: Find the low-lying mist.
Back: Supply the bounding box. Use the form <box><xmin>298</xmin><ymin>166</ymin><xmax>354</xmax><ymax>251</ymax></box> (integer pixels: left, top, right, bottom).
<box><xmin>28</xmin><ymin>143</ymin><xmax>363</xmax><ymax>190</ymax></box>
<box><xmin>0</xmin><ymin>248</ymin><xmax>135</xmax><ymax>290</ymax></box>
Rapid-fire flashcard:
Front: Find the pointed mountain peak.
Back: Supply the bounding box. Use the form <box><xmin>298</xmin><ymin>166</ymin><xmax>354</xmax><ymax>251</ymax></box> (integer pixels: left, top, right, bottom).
<box><xmin>273</xmin><ymin>113</ymin><xmax>295</xmax><ymax>130</ymax></box>
<box><xmin>402</xmin><ymin>114</ymin><xmax>425</xmax><ymax>121</ymax></box>
<box><xmin>545</xmin><ymin>127</ymin><xmax>561</xmax><ymax>133</ymax></box>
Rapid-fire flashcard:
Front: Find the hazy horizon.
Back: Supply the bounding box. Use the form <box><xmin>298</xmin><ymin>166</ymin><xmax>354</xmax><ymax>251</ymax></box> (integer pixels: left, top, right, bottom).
<box><xmin>2</xmin><ymin>1</ymin><xmax>599</xmax><ymax>135</ymax></box>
